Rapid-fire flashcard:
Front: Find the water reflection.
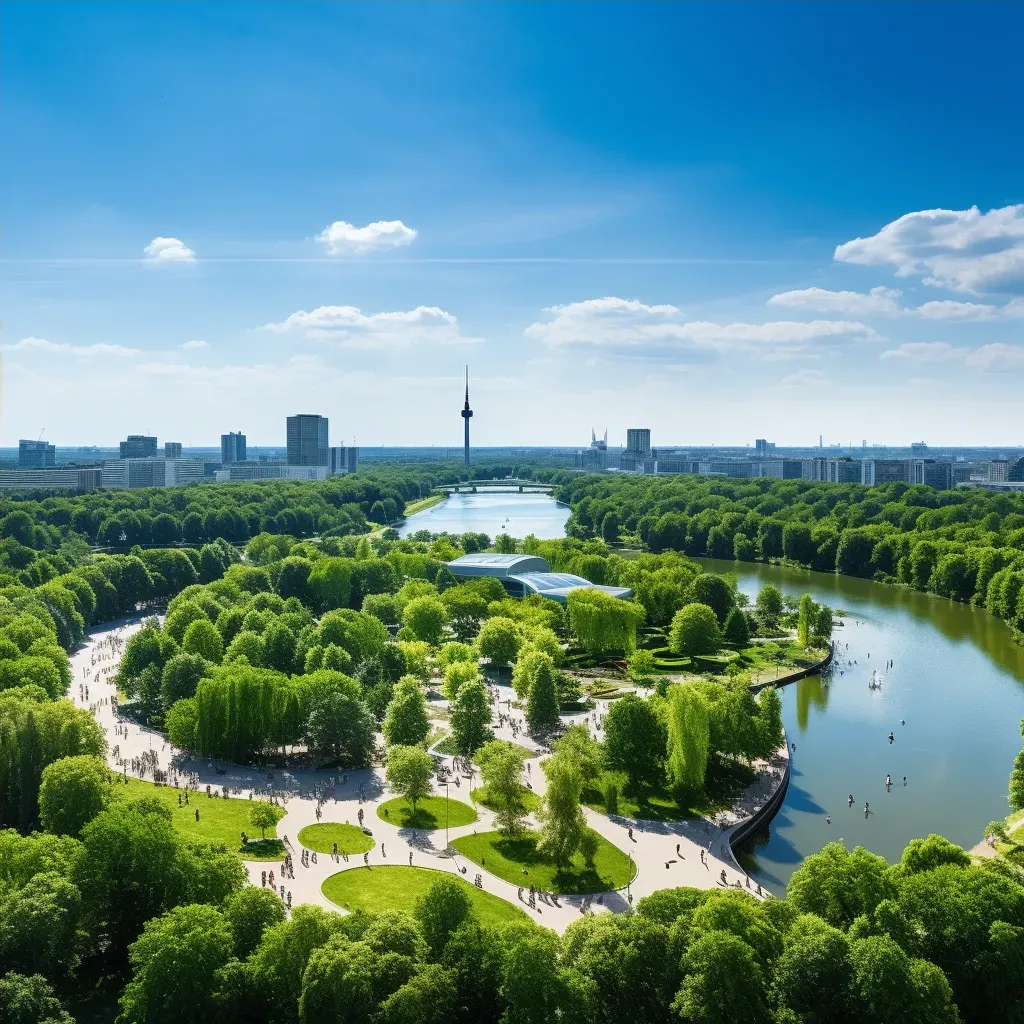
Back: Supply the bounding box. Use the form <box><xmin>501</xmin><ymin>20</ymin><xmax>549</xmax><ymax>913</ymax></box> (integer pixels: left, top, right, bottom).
<box><xmin>695</xmin><ymin>558</ymin><xmax>1024</xmax><ymax>895</ymax></box>
<box><xmin>398</xmin><ymin>492</ymin><xmax>570</xmax><ymax>541</ymax></box>
<box><xmin>795</xmin><ymin>674</ymin><xmax>830</xmax><ymax>732</ymax></box>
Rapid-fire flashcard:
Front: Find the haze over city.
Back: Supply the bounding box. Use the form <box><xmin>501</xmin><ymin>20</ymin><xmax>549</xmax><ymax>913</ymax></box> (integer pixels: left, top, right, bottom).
<box><xmin>3</xmin><ymin>3</ymin><xmax>1023</xmax><ymax>447</ymax></box>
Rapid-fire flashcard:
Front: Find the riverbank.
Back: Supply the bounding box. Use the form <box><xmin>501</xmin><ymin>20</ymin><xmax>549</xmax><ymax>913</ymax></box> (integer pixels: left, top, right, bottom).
<box><xmin>401</xmin><ymin>493</ymin><xmax>446</xmax><ymax>517</ymax></box>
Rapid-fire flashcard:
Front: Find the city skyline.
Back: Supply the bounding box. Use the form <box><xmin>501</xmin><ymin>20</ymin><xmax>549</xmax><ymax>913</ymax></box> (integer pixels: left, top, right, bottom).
<box><xmin>2</xmin><ymin>4</ymin><xmax>1023</xmax><ymax>446</ymax></box>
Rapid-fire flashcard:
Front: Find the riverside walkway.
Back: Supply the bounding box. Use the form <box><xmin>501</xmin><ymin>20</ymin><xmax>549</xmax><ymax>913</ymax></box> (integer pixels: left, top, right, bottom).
<box><xmin>71</xmin><ymin>616</ymin><xmax>787</xmax><ymax>934</ymax></box>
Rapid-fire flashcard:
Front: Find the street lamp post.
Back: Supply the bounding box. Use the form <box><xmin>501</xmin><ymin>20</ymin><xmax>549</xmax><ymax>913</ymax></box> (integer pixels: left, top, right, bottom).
<box><xmin>440</xmin><ymin>781</ymin><xmax>451</xmax><ymax>852</ymax></box>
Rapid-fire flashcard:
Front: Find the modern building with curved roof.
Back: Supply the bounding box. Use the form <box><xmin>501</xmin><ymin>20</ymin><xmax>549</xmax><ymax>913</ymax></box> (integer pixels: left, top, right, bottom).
<box><xmin>446</xmin><ymin>553</ymin><xmax>633</xmax><ymax>605</ymax></box>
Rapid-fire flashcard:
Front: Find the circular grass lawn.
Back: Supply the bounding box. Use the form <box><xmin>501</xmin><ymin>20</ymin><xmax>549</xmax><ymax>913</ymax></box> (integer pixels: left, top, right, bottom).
<box><xmin>298</xmin><ymin>823</ymin><xmax>375</xmax><ymax>855</ymax></box>
<box><xmin>377</xmin><ymin>795</ymin><xmax>477</xmax><ymax>830</ymax></box>
<box><xmin>471</xmin><ymin>784</ymin><xmax>541</xmax><ymax>815</ymax></box>
<box><xmin>451</xmin><ymin>828</ymin><xmax>635</xmax><ymax>894</ymax></box>
<box><xmin>322</xmin><ymin>865</ymin><xmax>528</xmax><ymax>927</ymax></box>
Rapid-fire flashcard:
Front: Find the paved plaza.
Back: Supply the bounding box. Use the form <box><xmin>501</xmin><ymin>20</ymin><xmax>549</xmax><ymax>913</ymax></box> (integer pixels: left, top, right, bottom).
<box><xmin>71</xmin><ymin>616</ymin><xmax>784</xmax><ymax>933</ymax></box>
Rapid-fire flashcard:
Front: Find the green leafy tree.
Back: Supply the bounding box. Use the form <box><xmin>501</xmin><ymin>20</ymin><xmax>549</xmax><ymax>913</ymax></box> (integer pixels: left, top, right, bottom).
<box><xmin>668</xmin><ymin>603</ymin><xmax>721</xmax><ymax>659</ymax></box>
<box><xmin>567</xmin><ymin>589</ymin><xmax>645</xmax><ymax>654</ymax></box>
<box><xmin>383</xmin><ymin>677</ymin><xmax>430</xmax><ymax>747</ymax></box>
<box><xmin>448</xmin><ymin>679</ymin><xmax>491</xmax><ymax>755</ymax></box>
<box><xmin>223</xmin><ymin>886</ymin><xmax>286</xmax><ymax>960</ymax></box>
<box><xmin>440</xmin><ymin>587</ymin><xmax>489</xmax><ymax>641</ymax></box>
<box><xmin>306</xmin><ymin>691</ymin><xmax>375</xmax><ymax>768</ymax></box>
<box><xmin>525</xmin><ymin>654</ymin><xmax>560</xmax><ymax>734</ymax></box>
<box><xmin>160</xmin><ymin>652</ymin><xmax>209</xmax><ymax>708</ymax></box>
<box><xmin>377</xmin><ymin>964</ymin><xmax>458</xmax><ymax>1024</ymax></box>
<box><xmin>476</xmin><ymin>617</ymin><xmax>522</xmax><ymax>666</ymax></box>
<box><xmin>38</xmin><ymin>754</ymin><xmax>112</xmax><ymax>837</ymax></box>
<box><xmin>603</xmin><ymin>693</ymin><xmax>665</xmax><ymax>790</ymax></box>
<box><xmin>771</xmin><ymin>914</ymin><xmax>853</xmax><ymax>1024</ymax></box>
<box><xmin>756</xmin><ymin>584</ymin><xmax>784</xmax><ymax>626</ymax></box>
<box><xmin>414</xmin><ymin>876</ymin><xmax>472</xmax><ymax>956</ymax></box>
<box><xmin>537</xmin><ymin>753</ymin><xmax>586</xmax><ymax>868</ymax></box>
<box><xmin>722</xmin><ymin>607</ymin><xmax>750</xmax><ymax>645</ymax></box>
<box><xmin>477</xmin><ymin>739</ymin><xmax>528</xmax><ymax>836</ymax></box>
<box><xmin>117</xmin><ymin>904</ymin><xmax>235</xmax><ymax>1024</ymax></box>
<box><xmin>673</xmin><ymin>931</ymin><xmax>768</xmax><ymax>1024</ymax></box>
<box><xmin>386</xmin><ymin>745</ymin><xmax>436</xmax><ymax>810</ymax></box>
<box><xmin>0</xmin><ymin>972</ymin><xmax>74</xmax><ymax>1024</ymax></box>
<box><xmin>797</xmin><ymin>593</ymin><xmax>815</xmax><ymax>647</ymax></box>
<box><xmin>665</xmin><ymin>684</ymin><xmax>710</xmax><ymax>795</ymax></box>
<box><xmin>442</xmin><ymin>660</ymin><xmax>480</xmax><ymax>703</ymax></box>
<box><xmin>402</xmin><ymin>596</ymin><xmax>450</xmax><ymax>646</ymax></box>
<box><xmin>786</xmin><ymin>841</ymin><xmax>893</xmax><ymax>929</ymax></box>
<box><xmin>683</xmin><ymin>573</ymin><xmax>735</xmax><ymax>624</ymax></box>
<box><xmin>0</xmin><ymin>871</ymin><xmax>84</xmax><ymax>981</ymax></box>
<box><xmin>249</xmin><ymin>802</ymin><xmax>279</xmax><ymax>839</ymax></box>
<box><xmin>181</xmin><ymin>618</ymin><xmax>224</xmax><ymax>664</ymax></box>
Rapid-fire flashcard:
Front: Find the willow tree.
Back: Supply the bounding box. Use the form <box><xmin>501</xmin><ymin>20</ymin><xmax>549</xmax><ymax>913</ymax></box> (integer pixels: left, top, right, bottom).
<box><xmin>566</xmin><ymin>588</ymin><xmax>646</xmax><ymax>655</ymax></box>
<box><xmin>666</xmin><ymin>684</ymin><xmax>710</xmax><ymax>795</ymax></box>
<box><xmin>797</xmin><ymin>593</ymin><xmax>815</xmax><ymax>647</ymax></box>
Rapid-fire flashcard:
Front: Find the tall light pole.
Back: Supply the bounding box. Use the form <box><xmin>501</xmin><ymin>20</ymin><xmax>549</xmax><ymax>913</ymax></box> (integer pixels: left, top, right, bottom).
<box><xmin>440</xmin><ymin>781</ymin><xmax>451</xmax><ymax>852</ymax></box>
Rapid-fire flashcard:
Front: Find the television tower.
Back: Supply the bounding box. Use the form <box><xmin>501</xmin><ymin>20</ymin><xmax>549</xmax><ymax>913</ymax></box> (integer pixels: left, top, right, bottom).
<box><xmin>461</xmin><ymin>365</ymin><xmax>473</xmax><ymax>466</ymax></box>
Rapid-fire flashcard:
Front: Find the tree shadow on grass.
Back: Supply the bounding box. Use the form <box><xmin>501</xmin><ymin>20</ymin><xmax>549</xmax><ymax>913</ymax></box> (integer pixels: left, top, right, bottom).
<box><xmin>489</xmin><ymin>835</ymin><xmax>610</xmax><ymax>894</ymax></box>
<box><xmin>239</xmin><ymin>838</ymin><xmax>285</xmax><ymax>860</ymax></box>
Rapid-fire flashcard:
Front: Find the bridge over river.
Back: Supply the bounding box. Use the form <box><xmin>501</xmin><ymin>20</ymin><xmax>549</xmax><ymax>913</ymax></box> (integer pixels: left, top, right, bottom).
<box><xmin>434</xmin><ymin>478</ymin><xmax>554</xmax><ymax>494</ymax></box>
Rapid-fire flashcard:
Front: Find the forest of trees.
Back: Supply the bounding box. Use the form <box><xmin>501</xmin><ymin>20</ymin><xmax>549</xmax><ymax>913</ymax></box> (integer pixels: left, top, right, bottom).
<box><xmin>4</xmin><ymin>467</ymin><xmax>1024</xmax><ymax>1022</ymax></box>
<box><xmin>555</xmin><ymin>473</ymin><xmax>1024</xmax><ymax>635</ymax></box>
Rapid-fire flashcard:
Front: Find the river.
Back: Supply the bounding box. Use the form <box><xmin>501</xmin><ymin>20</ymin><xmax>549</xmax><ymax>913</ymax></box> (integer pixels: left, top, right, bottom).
<box><xmin>400</xmin><ymin>495</ymin><xmax>1024</xmax><ymax>895</ymax></box>
<box><xmin>693</xmin><ymin>557</ymin><xmax>1024</xmax><ymax>895</ymax></box>
<box><xmin>397</xmin><ymin>491</ymin><xmax>570</xmax><ymax>541</ymax></box>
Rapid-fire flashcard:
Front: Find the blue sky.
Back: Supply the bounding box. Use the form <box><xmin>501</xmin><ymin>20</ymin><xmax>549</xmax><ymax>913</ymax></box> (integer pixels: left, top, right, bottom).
<box><xmin>3</xmin><ymin>2</ymin><xmax>1023</xmax><ymax>447</ymax></box>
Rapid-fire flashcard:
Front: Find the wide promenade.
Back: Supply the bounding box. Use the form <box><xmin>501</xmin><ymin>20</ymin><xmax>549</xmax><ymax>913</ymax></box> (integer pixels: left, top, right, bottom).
<box><xmin>71</xmin><ymin>617</ymin><xmax>786</xmax><ymax>934</ymax></box>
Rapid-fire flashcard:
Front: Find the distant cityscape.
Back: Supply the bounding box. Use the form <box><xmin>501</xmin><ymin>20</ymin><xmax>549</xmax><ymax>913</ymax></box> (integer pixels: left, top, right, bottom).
<box><xmin>1</xmin><ymin>378</ymin><xmax>1022</xmax><ymax>494</ymax></box>
<box><xmin>574</xmin><ymin>428</ymin><xmax>1024</xmax><ymax>493</ymax></box>
<box><xmin>0</xmin><ymin>413</ymin><xmax>358</xmax><ymax>492</ymax></box>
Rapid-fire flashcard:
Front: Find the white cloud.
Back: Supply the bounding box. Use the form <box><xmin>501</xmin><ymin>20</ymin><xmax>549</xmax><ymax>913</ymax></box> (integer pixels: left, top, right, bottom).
<box><xmin>768</xmin><ymin>286</ymin><xmax>901</xmax><ymax>315</ymax></box>
<box><xmin>316</xmin><ymin>219</ymin><xmax>417</xmax><ymax>254</ymax></box>
<box><xmin>834</xmin><ymin>204</ymin><xmax>1024</xmax><ymax>294</ymax></box>
<box><xmin>781</xmin><ymin>369</ymin><xmax>829</xmax><ymax>387</ymax></box>
<box><xmin>261</xmin><ymin>304</ymin><xmax>479</xmax><ymax>348</ymax></box>
<box><xmin>7</xmin><ymin>336</ymin><xmax>140</xmax><ymax>357</ymax></box>
<box><xmin>524</xmin><ymin>296</ymin><xmax>879</xmax><ymax>359</ymax></box>
<box><xmin>963</xmin><ymin>343</ymin><xmax>1024</xmax><ymax>372</ymax></box>
<box><xmin>914</xmin><ymin>298</ymin><xmax>1024</xmax><ymax>321</ymax></box>
<box><xmin>880</xmin><ymin>340</ymin><xmax>1024</xmax><ymax>372</ymax></box>
<box><xmin>144</xmin><ymin>236</ymin><xmax>196</xmax><ymax>262</ymax></box>
<box><xmin>880</xmin><ymin>342</ymin><xmax>959</xmax><ymax>364</ymax></box>
<box><xmin>180</xmin><ymin>339</ymin><xmax>210</xmax><ymax>350</ymax></box>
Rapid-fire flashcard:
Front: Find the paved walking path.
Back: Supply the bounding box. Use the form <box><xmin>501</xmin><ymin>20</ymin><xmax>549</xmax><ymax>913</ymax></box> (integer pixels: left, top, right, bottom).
<box><xmin>70</xmin><ymin>616</ymin><xmax>781</xmax><ymax>934</ymax></box>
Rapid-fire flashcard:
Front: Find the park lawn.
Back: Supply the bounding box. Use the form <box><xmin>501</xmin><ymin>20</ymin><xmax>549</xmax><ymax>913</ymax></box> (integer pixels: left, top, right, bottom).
<box><xmin>472</xmin><ymin>783</ymin><xmax>541</xmax><ymax>815</ymax></box>
<box><xmin>377</xmin><ymin>795</ymin><xmax>477</xmax><ymax>830</ymax></box>
<box><xmin>452</xmin><ymin>828</ymin><xmax>635</xmax><ymax>894</ymax></box>
<box><xmin>322</xmin><ymin>865</ymin><xmax>529</xmax><ymax>928</ymax></box>
<box><xmin>582</xmin><ymin>759</ymin><xmax>756</xmax><ymax>823</ymax></box>
<box><xmin>116</xmin><ymin>777</ymin><xmax>285</xmax><ymax>860</ymax></box>
<box><xmin>298</xmin><ymin>823</ymin><xmax>375</xmax><ymax>855</ymax></box>
<box><xmin>402</xmin><ymin>494</ymin><xmax>446</xmax><ymax>516</ymax></box>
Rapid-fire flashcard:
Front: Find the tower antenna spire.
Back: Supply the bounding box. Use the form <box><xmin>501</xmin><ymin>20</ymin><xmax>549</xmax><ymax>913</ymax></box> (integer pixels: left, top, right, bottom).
<box><xmin>460</xmin><ymin>365</ymin><xmax>473</xmax><ymax>466</ymax></box>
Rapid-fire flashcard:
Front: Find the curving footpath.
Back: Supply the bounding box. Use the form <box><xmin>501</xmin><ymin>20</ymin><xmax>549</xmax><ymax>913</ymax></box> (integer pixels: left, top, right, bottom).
<box><xmin>71</xmin><ymin>616</ymin><xmax>787</xmax><ymax>934</ymax></box>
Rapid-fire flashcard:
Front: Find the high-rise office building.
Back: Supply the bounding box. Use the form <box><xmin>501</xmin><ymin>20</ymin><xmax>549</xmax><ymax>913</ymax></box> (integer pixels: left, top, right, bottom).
<box><xmin>221</xmin><ymin>431</ymin><xmax>247</xmax><ymax>465</ymax></box>
<box><xmin>329</xmin><ymin>446</ymin><xmax>359</xmax><ymax>475</ymax></box>
<box><xmin>286</xmin><ymin>415</ymin><xmax>329</xmax><ymax>466</ymax></box>
<box><xmin>19</xmin><ymin>439</ymin><xmax>56</xmax><ymax>468</ymax></box>
<box><xmin>625</xmin><ymin>429</ymin><xmax>652</xmax><ymax>458</ymax></box>
<box><xmin>754</xmin><ymin>438</ymin><xmax>776</xmax><ymax>457</ymax></box>
<box><xmin>119</xmin><ymin>435</ymin><xmax>158</xmax><ymax>459</ymax></box>
<box><xmin>164</xmin><ymin>442</ymin><xmax>182</xmax><ymax>459</ymax></box>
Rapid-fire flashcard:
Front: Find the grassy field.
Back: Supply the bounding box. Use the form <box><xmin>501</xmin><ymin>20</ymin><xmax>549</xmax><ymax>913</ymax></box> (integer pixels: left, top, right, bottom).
<box><xmin>322</xmin><ymin>865</ymin><xmax>529</xmax><ymax>927</ymax></box>
<box><xmin>402</xmin><ymin>493</ymin><xmax>446</xmax><ymax>517</ymax></box>
<box><xmin>471</xmin><ymin>783</ymin><xmax>541</xmax><ymax>814</ymax></box>
<box><xmin>452</xmin><ymin>828</ymin><xmax>635</xmax><ymax>894</ymax></box>
<box><xmin>377</xmin><ymin>795</ymin><xmax>477</xmax><ymax>830</ymax></box>
<box><xmin>117</xmin><ymin>777</ymin><xmax>285</xmax><ymax>860</ymax></box>
<box><xmin>298</xmin><ymin>822</ymin><xmax>375</xmax><ymax>854</ymax></box>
